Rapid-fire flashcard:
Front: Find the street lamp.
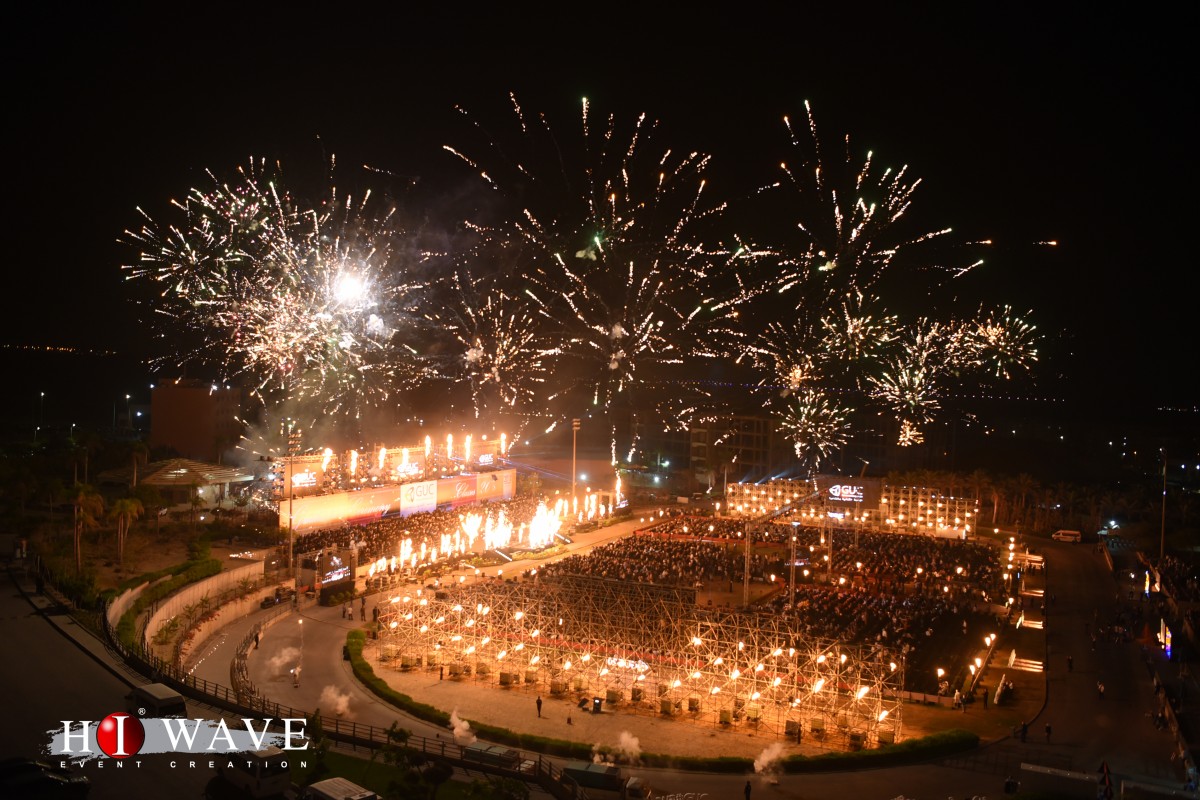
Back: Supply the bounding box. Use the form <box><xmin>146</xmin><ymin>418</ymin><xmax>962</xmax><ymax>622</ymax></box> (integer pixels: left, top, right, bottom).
<box><xmin>571</xmin><ymin>419</ymin><xmax>581</xmax><ymax>516</ymax></box>
<box><xmin>789</xmin><ymin>522</ymin><xmax>799</xmax><ymax>605</ymax></box>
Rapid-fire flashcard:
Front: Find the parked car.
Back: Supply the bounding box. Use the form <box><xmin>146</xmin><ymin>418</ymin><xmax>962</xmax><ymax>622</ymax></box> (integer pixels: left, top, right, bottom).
<box><xmin>260</xmin><ymin>587</ymin><xmax>296</xmax><ymax>608</ymax></box>
<box><xmin>0</xmin><ymin>758</ymin><xmax>90</xmax><ymax>799</ymax></box>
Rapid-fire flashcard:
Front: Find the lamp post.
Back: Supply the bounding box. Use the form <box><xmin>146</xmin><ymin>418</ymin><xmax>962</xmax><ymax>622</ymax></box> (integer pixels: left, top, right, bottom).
<box><xmin>1160</xmin><ymin>449</ymin><xmax>1168</xmax><ymax>562</ymax></box>
<box><xmin>789</xmin><ymin>521</ymin><xmax>799</xmax><ymax>606</ymax></box>
<box><xmin>571</xmin><ymin>419</ymin><xmax>581</xmax><ymax>516</ymax></box>
<box><xmin>286</xmin><ymin>456</ymin><xmax>295</xmax><ymax>576</ymax></box>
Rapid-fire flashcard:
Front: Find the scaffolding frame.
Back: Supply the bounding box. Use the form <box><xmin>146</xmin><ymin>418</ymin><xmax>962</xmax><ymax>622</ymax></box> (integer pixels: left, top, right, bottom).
<box><xmin>379</xmin><ymin>575</ymin><xmax>903</xmax><ymax>747</ymax></box>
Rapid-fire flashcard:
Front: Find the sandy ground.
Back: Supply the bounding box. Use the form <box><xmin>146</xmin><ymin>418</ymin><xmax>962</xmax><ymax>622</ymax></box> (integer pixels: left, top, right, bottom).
<box><xmin>357</xmin><ymin>638</ymin><xmax>973</xmax><ymax>760</ymax></box>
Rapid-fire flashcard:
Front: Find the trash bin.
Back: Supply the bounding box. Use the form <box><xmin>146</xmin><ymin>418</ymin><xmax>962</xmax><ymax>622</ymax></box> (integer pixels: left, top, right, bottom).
<box><xmin>592</xmin><ymin>697</ymin><xmax>603</xmax><ymax>714</ymax></box>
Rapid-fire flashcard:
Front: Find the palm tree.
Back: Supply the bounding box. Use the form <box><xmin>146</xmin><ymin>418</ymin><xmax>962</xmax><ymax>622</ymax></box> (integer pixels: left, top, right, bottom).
<box><xmin>188</xmin><ymin>480</ymin><xmax>204</xmax><ymax>534</ymax></box>
<box><xmin>1012</xmin><ymin>473</ymin><xmax>1039</xmax><ymax>527</ymax></box>
<box><xmin>133</xmin><ymin>483</ymin><xmax>166</xmax><ymax>536</ymax></box>
<box><xmin>71</xmin><ymin>483</ymin><xmax>105</xmax><ymax>574</ymax></box>
<box><xmin>109</xmin><ymin>497</ymin><xmax>144</xmax><ymax>566</ymax></box>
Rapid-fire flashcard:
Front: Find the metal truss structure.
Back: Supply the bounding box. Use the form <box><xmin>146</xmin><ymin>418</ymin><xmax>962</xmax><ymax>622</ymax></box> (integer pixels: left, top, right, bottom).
<box><xmin>379</xmin><ymin>575</ymin><xmax>903</xmax><ymax>748</ymax></box>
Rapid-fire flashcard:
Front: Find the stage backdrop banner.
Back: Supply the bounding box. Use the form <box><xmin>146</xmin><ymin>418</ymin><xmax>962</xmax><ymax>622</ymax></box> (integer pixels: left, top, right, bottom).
<box><xmin>476</xmin><ymin>469</ymin><xmax>516</xmax><ymax>503</ymax></box>
<box><xmin>287</xmin><ymin>486</ymin><xmax>402</xmax><ymax>532</ymax></box>
<box><xmin>437</xmin><ymin>476</ymin><xmax>478</xmax><ymax>509</ymax></box>
<box><xmin>399</xmin><ymin>480</ymin><xmax>438</xmax><ymax>515</ymax></box>
<box><xmin>814</xmin><ymin>475</ymin><xmax>883</xmax><ymax>509</ymax></box>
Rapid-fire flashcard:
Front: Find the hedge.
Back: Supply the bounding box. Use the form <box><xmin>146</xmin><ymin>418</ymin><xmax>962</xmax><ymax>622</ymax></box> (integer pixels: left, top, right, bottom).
<box><xmin>345</xmin><ymin>630</ymin><xmax>980</xmax><ymax>772</ymax></box>
<box><xmin>116</xmin><ymin>558</ymin><xmax>222</xmax><ymax>648</ymax></box>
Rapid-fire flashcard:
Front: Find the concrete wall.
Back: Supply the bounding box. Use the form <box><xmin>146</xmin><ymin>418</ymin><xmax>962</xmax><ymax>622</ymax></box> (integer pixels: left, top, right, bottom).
<box><xmin>107</xmin><ymin>582</ymin><xmax>149</xmax><ymax>629</ymax></box>
<box><xmin>144</xmin><ymin>560</ymin><xmax>264</xmax><ymax>648</ymax></box>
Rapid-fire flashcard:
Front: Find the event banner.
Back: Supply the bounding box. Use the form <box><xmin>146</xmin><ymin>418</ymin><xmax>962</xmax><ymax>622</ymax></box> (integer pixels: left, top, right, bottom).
<box><xmin>436</xmin><ymin>476</ymin><xmax>478</xmax><ymax>509</ymax></box>
<box><xmin>475</xmin><ymin>469</ymin><xmax>516</xmax><ymax>503</ymax></box>
<box><xmin>286</xmin><ymin>486</ymin><xmax>401</xmax><ymax>532</ymax></box>
<box><xmin>814</xmin><ymin>475</ymin><xmax>883</xmax><ymax>509</ymax></box>
<box><xmin>399</xmin><ymin>480</ymin><xmax>438</xmax><ymax>515</ymax></box>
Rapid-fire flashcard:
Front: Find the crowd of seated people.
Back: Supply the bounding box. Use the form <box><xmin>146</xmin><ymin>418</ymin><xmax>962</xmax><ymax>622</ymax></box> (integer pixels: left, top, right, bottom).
<box><xmin>535</xmin><ymin>520</ymin><xmax>1004</xmax><ymax>693</ymax></box>
<box><xmin>536</xmin><ymin>537</ymin><xmax>768</xmax><ymax>587</ymax></box>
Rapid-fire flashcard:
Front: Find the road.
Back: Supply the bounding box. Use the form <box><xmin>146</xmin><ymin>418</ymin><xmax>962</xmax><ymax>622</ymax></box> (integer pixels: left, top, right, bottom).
<box><xmin>0</xmin><ymin>566</ymin><xmax>219</xmax><ymax>800</ymax></box>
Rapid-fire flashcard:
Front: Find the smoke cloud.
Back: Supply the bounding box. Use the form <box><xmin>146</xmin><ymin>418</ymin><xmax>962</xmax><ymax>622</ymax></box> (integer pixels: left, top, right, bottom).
<box><xmin>449</xmin><ymin>709</ymin><xmax>476</xmax><ymax>744</ymax></box>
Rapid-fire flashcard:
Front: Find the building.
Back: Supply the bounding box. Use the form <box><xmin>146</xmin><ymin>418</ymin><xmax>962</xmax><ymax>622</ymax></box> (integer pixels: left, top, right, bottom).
<box><xmin>149</xmin><ymin>380</ymin><xmax>243</xmax><ymax>462</ymax></box>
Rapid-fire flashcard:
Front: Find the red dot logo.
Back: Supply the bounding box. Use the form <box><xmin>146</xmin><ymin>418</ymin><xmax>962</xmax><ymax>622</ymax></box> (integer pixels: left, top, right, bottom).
<box><xmin>96</xmin><ymin>713</ymin><xmax>145</xmax><ymax>759</ymax></box>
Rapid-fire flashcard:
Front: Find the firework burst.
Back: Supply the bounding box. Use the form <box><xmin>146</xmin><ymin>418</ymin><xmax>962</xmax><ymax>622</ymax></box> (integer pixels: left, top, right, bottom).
<box><xmin>777</xmin><ymin>389</ymin><xmax>853</xmax><ymax>469</ymax></box>
<box><xmin>123</xmin><ymin>158</ymin><xmax>434</xmax><ymax>419</ymax></box>
<box><xmin>447</xmin><ymin>95</ymin><xmax>743</xmax><ymax>455</ymax></box>
<box><xmin>769</xmin><ymin>101</ymin><xmax>967</xmax><ymax>306</ymax></box>
<box><xmin>426</xmin><ymin>272</ymin><xmax>556</xmax><ymax>424</ymax></box>
<box><xmin>962</xmin><ymin>305</ymin><xmax>1039</xmax><ymax>380</ymax></box>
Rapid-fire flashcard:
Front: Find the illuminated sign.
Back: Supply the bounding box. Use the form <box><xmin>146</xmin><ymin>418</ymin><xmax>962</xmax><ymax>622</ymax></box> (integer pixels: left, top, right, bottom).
<box><xmin>605</xmin><ymin>656</ymin><xmax>649</xmax><ymax>673</ymax></box>
<box><xmin>291</xmin><ymin>470</ymin><xmax>318</xmax><ymax>489</ymax></box>
<box><xmin>478</xmin><ymin>453</ymin><xmax>494</xmax><ymax>466</ymax></box>
<box><xmin>815</xmin><ymin>475</ymin><xmax>882</xmax><ymax>508</ymax></box>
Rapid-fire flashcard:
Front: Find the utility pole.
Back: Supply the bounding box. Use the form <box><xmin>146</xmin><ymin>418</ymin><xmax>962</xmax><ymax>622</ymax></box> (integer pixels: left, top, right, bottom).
<box><xmin>1160</xmin><ymin>449</ymin><xmax>1168</xmax><ymax>562</ymax></box>
<box><xmin>789</xmin><ymin>522</ymin><xmax>799</xmax><ymax>606</ymax></box>
<box><xmin>743</xmin><ymin>526</ymin><xmax>752</xmax><ymax>607</ymax></box>
<box><xmin>571</xmin><ymin>419</ymin><xmax>581</xmax><ymax>518</ymax></box>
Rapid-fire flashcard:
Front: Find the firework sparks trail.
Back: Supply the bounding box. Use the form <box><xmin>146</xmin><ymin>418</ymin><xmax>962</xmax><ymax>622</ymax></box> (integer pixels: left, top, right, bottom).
<box><xmin>122</xmin><ymin>158</ymin><xmax>435</xmax><ymax>420</ymax></box>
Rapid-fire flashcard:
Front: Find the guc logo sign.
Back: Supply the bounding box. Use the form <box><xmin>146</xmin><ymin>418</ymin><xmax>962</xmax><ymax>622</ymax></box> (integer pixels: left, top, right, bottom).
<box><xmin>827</xmin><ymin>484</ymin><xmax>865</xmax><ymax>503</ymax></box>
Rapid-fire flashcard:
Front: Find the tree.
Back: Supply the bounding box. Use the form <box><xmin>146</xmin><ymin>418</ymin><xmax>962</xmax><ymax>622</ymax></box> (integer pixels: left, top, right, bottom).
<box><xmin>464</xmin><ymin>778</ymin><xmax>530</xmax><ymax>800</ymax></box>
<box><xmin>188</xmin><ymin>480</ymin><xmax>203</xmax><ymax>534</ymax></box>
<box><xmin>109</xmin><ymin>497</ymin><xmax>145</xmax><ymax>566</ymax></box>
<box><xmin>234</xmin><ymin>491</ymin><xmax>250</xmax><ymax>521</ymax></box>
<box><xmin>71</xmin><ymin>484</ymin><xmax>105</xmax><ymax>574</ymax></box>
<box><xmin>422</xmin><ymin>762</ymin><xmax>454</xmax><ymax>800</ymax></box>
<box><xmin>133</xmin><ymin>483</ymin><xmax>166</xmax><ymax>536</ymax></box>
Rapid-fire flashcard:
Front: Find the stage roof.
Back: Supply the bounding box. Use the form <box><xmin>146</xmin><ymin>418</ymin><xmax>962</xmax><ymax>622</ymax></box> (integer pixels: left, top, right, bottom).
<box><xmin>99</xmin><ymin>458</ymin><xmax>255</xmax><ymax>487</ymax></box>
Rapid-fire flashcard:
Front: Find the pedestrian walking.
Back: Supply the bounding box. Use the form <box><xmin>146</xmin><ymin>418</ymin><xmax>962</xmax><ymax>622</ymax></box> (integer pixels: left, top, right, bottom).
<box><xmin>439</xmin><ymin>665</ymin><xmax>444</xmax><ymax>681</ymax></box>
<box><xmin>1067</xmin><ymin>655</ymin><xmax>1073</xmax><ymax>672</ymax></box>
<box><xmin>254</xmin><ymin>631</ymin><xmax>260</xmax><ymax>649</ymax></box>
<box><xmin>745</xmin><ymin>780</ymin><xmax>752</xmax><ymax>800</ymax></box>
<box><xmin>982</xmin><ymin>688</ymin><xmax>988</xmax><ymax>710</ymax></box>
<box><xmin>954</xmin><ymin>689</ymin><xmax>962</xmax><ymax>709</ymax></box>
<box><xmin>1097</xmin><ymin>681</ymin><xmax>1105</xmax><ymax>699</ymax></box>
<box><xmin>1020</xmin><ymin>721</ymin><xmax>1028</xmax><ymax>742</ymax></box>
<box><xmin>360</xmin><ymin>605</ymin><xmax>366</xmax><ymax>621</ymax></box>
<box><xmin>536</xmin><ymin>696</ymin><xmax>543</xmax><ymax>718</ymax></box>
<box><xmin>1044</xmin><ymin>722</ymin><xmax>1052</xmax><ymax>742</ymax></box>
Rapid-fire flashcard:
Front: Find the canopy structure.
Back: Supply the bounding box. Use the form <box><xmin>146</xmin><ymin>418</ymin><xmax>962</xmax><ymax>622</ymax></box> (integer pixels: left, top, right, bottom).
<box><xmin>99</xmin><ymin>458</ymin><xmax>254</xmax><ymax>488</ymax></box>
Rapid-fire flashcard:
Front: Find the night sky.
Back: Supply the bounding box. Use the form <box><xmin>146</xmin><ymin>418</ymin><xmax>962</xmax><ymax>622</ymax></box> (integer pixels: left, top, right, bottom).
<box><xmin>5</xmin><ymin>6</ymin><xmax>1192</xmax><ymax>426</ymax></box>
